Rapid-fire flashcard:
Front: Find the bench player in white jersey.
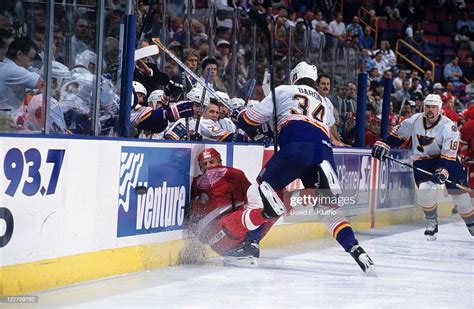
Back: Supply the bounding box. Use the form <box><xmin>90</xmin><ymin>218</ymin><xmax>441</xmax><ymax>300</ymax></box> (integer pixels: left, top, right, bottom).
<box><xmin>233</xmin><ymin>61</ymin><xmax>375</xmax><ymax>273</ymax></box>
<box><xmin>372</xmin><ymin>94</ymin><xmax>474</xmax><ymax>240</ymax></box>
<box><xmin>199</xmin><ymin>98</ymin><xmax>248</xmax><ymax>142</ymax></box>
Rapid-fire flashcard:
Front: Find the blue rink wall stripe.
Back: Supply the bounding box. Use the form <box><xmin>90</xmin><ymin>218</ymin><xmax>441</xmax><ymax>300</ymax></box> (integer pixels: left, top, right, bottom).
<box><xmin>226</xmin><ymin>144</ymin><xmax>234</xmax><ymax>166</ymax></box>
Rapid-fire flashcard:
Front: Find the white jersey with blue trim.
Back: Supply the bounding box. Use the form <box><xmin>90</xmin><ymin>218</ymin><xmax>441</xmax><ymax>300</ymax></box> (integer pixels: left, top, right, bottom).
<box><xmin>244</xmin><ymin>84</ymin><xmax>330</xmax><ymax>136</ymax></box>
<box><xmin>390</xmin><ymin>112</ymin><xmax>459</xmax><ymax>162</ymax></box>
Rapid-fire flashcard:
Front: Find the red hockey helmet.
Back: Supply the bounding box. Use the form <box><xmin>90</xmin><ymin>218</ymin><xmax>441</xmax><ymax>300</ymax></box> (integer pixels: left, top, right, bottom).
<box><xmin>197</xmin><ymin>148</ymin><xmax>222</xmax><ymax>163</ymax></box>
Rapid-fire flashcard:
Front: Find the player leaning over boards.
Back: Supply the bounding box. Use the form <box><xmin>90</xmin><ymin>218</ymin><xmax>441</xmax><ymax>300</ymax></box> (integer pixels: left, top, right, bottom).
<box><xmin>189</xmin><ymin>148</ymin><xmax>285</xmax><ymax>267</ymax></box>
<box><xmin>372</xmin><ymin>94</ymin><xmax>474</xmax><ymax>240</ymax></box>
<box><xmin>232</xmin><ymin>61</ymin><xmax>375</xmax><ymax>274</ymax></box>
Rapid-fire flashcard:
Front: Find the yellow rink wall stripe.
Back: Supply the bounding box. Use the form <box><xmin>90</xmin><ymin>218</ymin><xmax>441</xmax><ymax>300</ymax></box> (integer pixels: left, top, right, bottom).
<box><xmin>1</xmin><ymin>203</ymin><xmax>453</xmax><ymax>296</ymax></box>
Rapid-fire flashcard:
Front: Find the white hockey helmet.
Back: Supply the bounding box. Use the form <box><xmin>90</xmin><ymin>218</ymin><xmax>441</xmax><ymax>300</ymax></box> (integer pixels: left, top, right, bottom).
<box><xmin>215</xmin><ymin>91</ymin><xmax>230</xmax><ymax>107</ymax></box>
<box><xmin>132</xmin><ymin>81</ymin><xmax>147</xmax><ymax>96</ymax></box>
<box><xmin>187</xmin><ymin>87</ymin><xmax>210</xmax><ymax>106</ymax></box>
<box><xmin>75</xmin><ymin>50</ymin><xmax>97</xmax><ymax>69</ymax></box>
<box><xmin>148</xmin><ymin>89</ymin><xmax>165</xmax><ymax>108</ymax></box>
<box><xmin>42</xmin><ymin>61</ymin><xmax>71</xmax><ymax>89</ymax></box>
<box><xmin>290</xmin><ymin>61</ymin><xmax>318</xmax><ymax>85</ymax></box>
<box><xmin>423</xmin><ymin>94</ymin><xmax>442</xmax><ymax>108</ymax></box>
<box><xmin>230</xmin><ymin>97</ymin><xmax>245</xmax><ymax>110</ymax></box>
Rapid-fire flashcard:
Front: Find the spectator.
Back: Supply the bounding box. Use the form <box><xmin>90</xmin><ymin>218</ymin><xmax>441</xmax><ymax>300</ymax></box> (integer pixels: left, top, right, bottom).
<box><xmin>456</xmin><ymin>11</ymin><xmax>474</xmax><ymax>32</ymax></box>
<box><xmin>461</xmin><ymin>55</ymin><xmax>474</xmax><ymax>83</ymax></box>
<box><xmin>454</xmin><ymin>25</ymin><xmax>474</xmax><ymax>53</ymax></box>
<box><xmin>0</xmin><ymin>37</ymin><xmax>43</xmax><ymax>111</ymax></box>
<box><xmin>465</xmin><ymin>80</ymin><xmax>474</xmax><ymax>99</ymax></box>
<box><xmin>347</xmin><ymin>82</ymin><xmax>357</xmax><ymax>102</ymax></box>
<box><xmin>171</xmin><ymin>48</ymin><xmax>200</xmax><ymax>94</ymax></box>
<box><xmin>374</xmin><ymin>40</ymin><xmax>396</xmax><ymax>70</ymax></box>
<box><xmin>311</xmin><ymin>10</ymin><xmax>329</xmax><ymax>33</ymax></box>
<box><xmin>0</xmin><ymin>14</ymin><xmax>14</xmax><ymax>34</ymax></box>
<box><xmin>408</xmin><ymin>78</ymin><xmax>423</xmax><ymax>101</ymax></box>
<box><xmin>0</xmin><ymin>28</ymin><xmax>13</xmax><ymax>61</ymax></box>
<box><xmin>331</xmin><ymin>84</ymin><xmax>354</xmax><ymax>125</ymax></box>
<box><xmin>368</xmin><ymin>52</ymin><xmax>388</xmax><ymax>80</ymax></box>
<box><xmin>393</xmin><ymin>69</ymin><xmax>407</xmax><ymax>91</ymax></box>
<box><xmin>341</xmin><ymin>111</ymin><xmax>357</xmax><ymax>146</ymax></box>
<box><xmin>328</xmin><ymin>13</ymin><xmax>346</xmax><ymax>48</ymax></box>
<box><xmin>200</xmin><ymin>56</ymin><xmax>226</xmax><ymax>92</ymax></box>
<box><xmin>420</xmin><ymin>69</ymin><xmax>434</xmax><ymax>92</ymax></box>
<box><xmin>71</xmin><ymin>18</ymin><xmax>91</xmax><ymax>62</ymax></box>
<box><xmin>359</xmin><ymin>26</ymin><xmax>374</xmax><ymax>50</ymax></box>
<box><xmin>441</xmin><ymin>13</ymin><xmax>458</xmax><ymax>37</ymax></box>
<box><xmin>407</xmin><ymin>22</ymin><xmax>431</xmax><ymax>52</ymax></box>
<box><xmin>433</xmin><ymin>82</ymin><xmax>444</xmax><ymax>95</ymax></box>
<box><xmin>443</xmin><ymin>56</ymin><xmax>464</xmax><ymax>87</ymax></box>
<box><xmin>346</xmin><ymin>16</ymin><xmax>363</xmax><ymax>38</ymax></box>
<box><xmin>394</xmin><ymin>79</ymin><xmax>411</xmax><ymax>111</ymax></box>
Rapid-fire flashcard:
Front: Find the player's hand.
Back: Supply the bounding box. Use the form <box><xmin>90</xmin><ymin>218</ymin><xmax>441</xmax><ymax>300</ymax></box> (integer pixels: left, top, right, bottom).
<box><xmin>371</xmin><ymin>141</ymin><xmax>390</xmax><ymax>161</ymax></box>
<box><xmin>431</xmin><ymin>168</ymin><xmax>449</xmax><ymax>184</ymax></box>
<box><xmin>190</xmin><ymin>132</ymin><xmax>203</xmax><ymax>141</ymax></box>
<box><xmin>230</xmin><ymin>106</ymin><xmax>245</xmax><ymax>124</ymax></box>
<box><xmin>164</xmin><ymin>122</ymin><xmax>187</xmax><ymax>140</ymax></box>
<box><xmin>165</xmin><ymin>100</ymin><xmax>194</xmax><ymax>121</ymax></box>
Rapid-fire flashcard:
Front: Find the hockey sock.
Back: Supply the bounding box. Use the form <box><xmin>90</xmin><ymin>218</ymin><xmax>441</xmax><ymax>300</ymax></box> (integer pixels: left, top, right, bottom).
<box><xmin>422</xmin><ymin>204</ymin><xmax>438</xmax><ymax>220</ymax></box>
<box><xmin>245</xmin><ymin>225</ymin><xmax>264</xmax><ymax>242</ymax></box>
<box><xmin>335</xmin><ymin>225</ymin><xmax>358</xmax><ymax>253</ymax></box>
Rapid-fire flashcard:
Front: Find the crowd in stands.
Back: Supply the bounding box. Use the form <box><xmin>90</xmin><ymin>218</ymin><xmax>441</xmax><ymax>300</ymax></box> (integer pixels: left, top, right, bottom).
<box><xmin>0</xmin><ymin>0</ymin><xmax>474</xmax><ymax>164</ymax></box>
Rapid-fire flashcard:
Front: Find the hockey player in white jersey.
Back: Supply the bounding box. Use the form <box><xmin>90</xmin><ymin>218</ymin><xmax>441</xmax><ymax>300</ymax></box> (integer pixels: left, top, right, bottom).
<box><xmin>199</xmin><ymin>97</ymin><xmax>247</xmax><ymax>142</ymax></box>
<box><xmin>372</xmin><ymin>94</ymin><xmax>474</xmax><ymax>240</ymax></box>
<box><xmin>215</xmin><ymin>91</ymin><xmax>237</xmax><ymax>133</ymax></box>
<box><xmin>163</xmin><ymin>86</ymin><xmax>206</xmax><ymax>140</ymax></box>
<box><xmin>233</xmin><ymin>61</ymin><xmax>375</xmax><ymax>273</ymax></box>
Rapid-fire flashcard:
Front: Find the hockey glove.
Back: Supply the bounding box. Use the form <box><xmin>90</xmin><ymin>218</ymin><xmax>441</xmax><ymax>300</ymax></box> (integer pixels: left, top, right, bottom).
<box><xmin>164</xmin><ymin>122</ymin><xmax>187</xmax><ymax>140</ymax></box>
<box><xmin>371</xmin><ymin>141</ymin><xmax>390</xmax><ymax>161</ymax></box>
<box><xmin>230</xmin><ymin>106</ymin><xmax>246</xmax><ymax>124</ymax></box>
<box><xmin>164</xmin><ymin>80</ymin><xmax>184</xmax><ymax>98</ymax></box>
<box><xmin>165</xmin><ymin>100</ymin><xmax>194</xmax><ymax>122</ymax></box>
<box><xmin>431</xmin><ymin>168</ymin><xmax>449</xmax><ymax>184</ymax></box>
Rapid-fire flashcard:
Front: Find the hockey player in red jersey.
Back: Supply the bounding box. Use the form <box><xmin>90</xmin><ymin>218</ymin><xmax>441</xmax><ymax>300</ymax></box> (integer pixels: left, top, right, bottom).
<box><xmin>189</xmin><ymin>147</ymin><xmax>285</xmax><ymax>266</ymax></box>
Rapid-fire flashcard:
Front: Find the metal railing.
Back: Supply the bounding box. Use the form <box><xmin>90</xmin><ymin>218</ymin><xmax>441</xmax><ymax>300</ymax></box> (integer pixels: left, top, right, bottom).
<box><xmin>357</xmin><ymin>6</ymin><xmax>378</xmax><ymax>49</ymax></box>
<box><xmin>395</xmin><ymin>39</ymin><xmax>435</xmax><ymax>81</ymax></box>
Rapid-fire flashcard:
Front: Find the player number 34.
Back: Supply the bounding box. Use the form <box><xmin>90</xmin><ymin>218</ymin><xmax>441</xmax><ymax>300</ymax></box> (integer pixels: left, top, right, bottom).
<box><xmin>290</xmin><ymin>94</ymin><xmax>325</xmax><ymax>122</ymax></box>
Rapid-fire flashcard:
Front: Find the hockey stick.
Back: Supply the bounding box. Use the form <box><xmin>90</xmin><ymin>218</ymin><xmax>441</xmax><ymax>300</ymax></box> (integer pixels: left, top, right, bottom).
<box><xmin>248</xmin><ymin>9</ymin><xmax>278</xmax><ymax>153</ymax></box>
<box><xmin>383</xmin><ymin>155</ymin><xmax>472</xmax><ymax>193</ymax></box>
<box><xmin>151</xmin><ymin>37</ymin><xmax>232</xmax><ymax>110</ymax></box>
<box><xmin>244</xmin><ymin>79</ymin><xmax>256</xmax><ymax>106</ymax></box>
<box><xmin>193</xmin><ymin>68</ymin><xmax>211</xmax><ymax>135</ymax></box>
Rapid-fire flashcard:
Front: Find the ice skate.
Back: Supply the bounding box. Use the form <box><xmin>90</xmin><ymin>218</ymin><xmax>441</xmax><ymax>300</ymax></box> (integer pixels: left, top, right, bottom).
<box><xmin>223</xmin><ymin>240</ymin><xmax>260</xmax><ymax>268</ymax></box>
<box><xmin>349</xmin><ymin>245</ymin><xmax>375</xmax><ymax>275</ymax></box>
<box><xmin>466</xmin><ymin>223</ymin><xmax>474</xmax><ymax>237</ymax></box>
<box><xmin>424</xmin><ymin>219</ymin><xmax>438</xmax><ymax>241</ymax></box>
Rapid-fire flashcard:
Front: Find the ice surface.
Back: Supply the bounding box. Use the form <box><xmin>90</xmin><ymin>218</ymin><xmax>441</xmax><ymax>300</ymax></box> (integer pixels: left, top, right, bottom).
<box><xmin>16</xmin><ymin>219</ymin><xmax>474</xmax><ymax>308</ymax></box>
